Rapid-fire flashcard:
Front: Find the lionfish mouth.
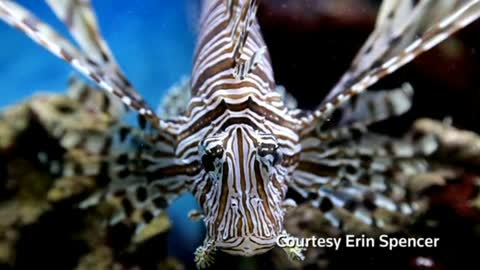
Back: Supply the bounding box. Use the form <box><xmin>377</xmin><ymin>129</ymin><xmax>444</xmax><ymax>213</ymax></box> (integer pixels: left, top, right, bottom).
<box><xmin>217</xmin><ymin>235</ymin><xmax>278</xmax><ymax>256</ymax></box>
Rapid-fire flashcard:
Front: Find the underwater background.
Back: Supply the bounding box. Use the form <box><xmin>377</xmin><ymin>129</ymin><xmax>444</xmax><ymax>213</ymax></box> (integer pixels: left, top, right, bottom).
<box><xmin>1</xmin><ymin>1</ymin><xmax>480</xmax><ymax>270</ymax></box>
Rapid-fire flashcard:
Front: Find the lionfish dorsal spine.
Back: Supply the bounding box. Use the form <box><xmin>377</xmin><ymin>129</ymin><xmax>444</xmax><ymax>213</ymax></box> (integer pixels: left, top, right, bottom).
<box><xmin>302</xmin><ymin>0</ymin><xmax>480</xmax><ymax>131</ymax></box>
<box><xmin>0</xmin><ymin>0</ymin><xmax>162</xmax><ymax>124</ymax></box>
<box><xmin>191</xmin><ymin>0</ymin><xmax>275</xmax><ymax>96</ymax></box>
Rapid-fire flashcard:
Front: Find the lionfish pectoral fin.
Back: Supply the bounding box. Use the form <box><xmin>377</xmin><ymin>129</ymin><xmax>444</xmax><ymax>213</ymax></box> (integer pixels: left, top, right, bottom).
<box><xmin>322</xmin><ymin>0</ymin><xmax>426</xmax><ymax>104</ymax></box>
<box><xmin>194</xmin><ymin>238</ymin><xmax>217</xmax><ymax>269</ymax></box>
<box><xmin>46</xmin><ymin>0</ymin><xmax>116</xmax><ymax>65</ymax></box>
<box><xmin>85</xmin><ymin>181</ymin><xmax>173</xmax><ymax>236</ymax></box>
<box><xmin>45</xmin><ymin>0</ymin><xmax>153</xmax><ymax>114</ymax></box>
<box><xmin>337</xmin><ymin>83</ymin><xmax>413</xmax><ymax>126</ymax></box>
<box><xmin>76</xmin><ymin>125</ymin><xmax>185</xmax><ymax>238</ymax></box>
<box><xmin>0</xmin><ymin>0</ymin><xmax>165</xmax><ymax>127</ymax></box>
<box><xmin>78</xmin><ymin>177</ymin><xmax>174</xmax><ymax>243</ymax></box>
<box><xmin>300</xmin><ymin>0</ymin><xmax>480</xmax><ymax>130</ymax></box>
<box><xmin>45</xmin><ymin>0</ymin><xmax>136</xmax><ymax>104</ymax></box>
<box><xmin>293</xmin><ymin>129</ymin><xmax>438</xmax><ymax>231</ymax></box>
<box><xmin>308</xmin><ymin>185</ymin><xmax>419</xmax><ymax>231</ymax></box>
<box><xmin>313</xmin><ymin>83</ymin><xmax>414</xmax><ymax>139</ymax></box>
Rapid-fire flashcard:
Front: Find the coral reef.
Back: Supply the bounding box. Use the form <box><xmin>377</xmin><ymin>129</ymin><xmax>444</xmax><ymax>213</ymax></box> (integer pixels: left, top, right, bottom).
<box><xmin>0</xmin><ymin>79</ymin><xmax>181</xmax><ymax>270</ymax></box>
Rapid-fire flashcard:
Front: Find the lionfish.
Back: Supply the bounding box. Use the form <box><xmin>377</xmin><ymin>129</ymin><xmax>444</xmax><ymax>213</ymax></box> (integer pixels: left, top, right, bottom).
<box><xmin>1</xmin><ymin>0</ymin><xmax>479</xmax><ymax>268</ymax></box>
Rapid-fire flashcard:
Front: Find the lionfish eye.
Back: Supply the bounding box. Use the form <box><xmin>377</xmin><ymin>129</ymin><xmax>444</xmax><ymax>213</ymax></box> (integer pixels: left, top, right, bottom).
<box><xmin>258</xmin><ymin>143</ymin><xmax>282</xmax><ymax>165</ymax></box>
<box><xmin>201</xmin><ymin>145</ymin><xmax>224</xmax><ymax>172</ymax></box>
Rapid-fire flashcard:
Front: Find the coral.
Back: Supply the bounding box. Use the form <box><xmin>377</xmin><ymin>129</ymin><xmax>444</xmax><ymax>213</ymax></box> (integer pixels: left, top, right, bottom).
<box><xmin>0</xmin><ymin>79</ymin><xmax>180</xmax><ymax>269</ymax></box>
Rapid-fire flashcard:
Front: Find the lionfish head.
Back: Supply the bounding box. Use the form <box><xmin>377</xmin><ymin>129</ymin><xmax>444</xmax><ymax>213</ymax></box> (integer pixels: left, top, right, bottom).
<box><xmin>197</xmin><ymin>125</ymin><xmax>287</xmax><ymax>255</ymax></box>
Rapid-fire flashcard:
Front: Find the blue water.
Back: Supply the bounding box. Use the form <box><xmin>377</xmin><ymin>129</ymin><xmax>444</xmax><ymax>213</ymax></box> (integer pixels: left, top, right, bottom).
<box><xmin>0</xmin><ymin>0</ymin><xmax>203</xmax><ymax>260</ymax></box>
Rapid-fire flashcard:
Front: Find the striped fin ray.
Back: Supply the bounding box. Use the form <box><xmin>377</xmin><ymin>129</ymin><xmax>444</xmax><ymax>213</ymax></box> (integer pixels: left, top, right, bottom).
<box><xmin>45</xmin><ymin>0</ymin><xmax>141</xmax><ymax>101</ymax></box>
<box><xmin>78</xmin><ymin>122</ymin><xmax>191</xmax><ymax>235</ymax></box>
<box><xmin>226</xmin><ymin>0</ymin><xmax>238</xmax><ymax>19</ymax></box>
<box><xmin>315</xmin><ymin>83</ymin><xmax>414</xmax><ymax>142</ymax></box>
<box><xmin>307</xmin><ymin>183</ymin><xmax>419</xmax><ymax>231</ymax></box>
<box><xmin>26</xmin><ymin>79</ymin><xmax>185</xmax><ymax>235</ymax></box>
<box><xmin>229</xmin><ymin>0</ymin><xmax>259</xmax><ymax>63</ymax></box>
<box><xmin>294</xmin><ymin>135</ymin><xmax>433</xmax><ymax>198</ymax></box>
<box><xmin>45</xmin><ymin>0</ymin><xmax>115</xmax><ymax>65</ymax></box>
<box><xmin>0</xmin><ymin>0</ymin><xmax>161</xmax><ymax>125</ymax></box>
<box><xmin>234</xmin><ymin>45</ymin><xmax>266</xmax><ymax>79</ymax></box>
<box><xmin>301</xmin><ymin>0</ymin><xmax>480</xmax><ymax>131</ymax></box>
<box><xmin>228</xmin><ymin>0</ymin><xmax>267</xmax><ymax>81</ymax></box>
<box><xmin>81</xmin><ymin>176</ymin><xmax>175</xmax><ymax>238</ymax></box>
<box><xmin>291</xmin><ymin>132</ymin><xmax>438</xmax><ymax>231</ymax></box>
<box><xmin>323</xmin><ymin>0</ymin><xmax>428</xmax><ymax>102</ymax></box>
